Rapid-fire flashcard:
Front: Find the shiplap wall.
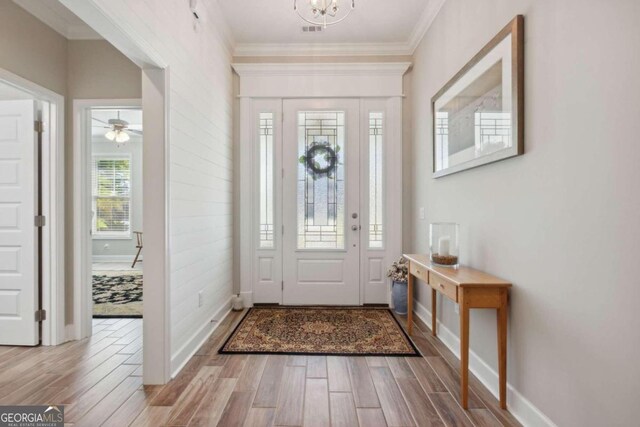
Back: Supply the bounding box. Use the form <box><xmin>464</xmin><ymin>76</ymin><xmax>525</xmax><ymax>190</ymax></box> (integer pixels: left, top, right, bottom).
<box><xmin>88</xmin><ymin>0</ymin><xmax>234</xmax><ymax>373</ymax></box>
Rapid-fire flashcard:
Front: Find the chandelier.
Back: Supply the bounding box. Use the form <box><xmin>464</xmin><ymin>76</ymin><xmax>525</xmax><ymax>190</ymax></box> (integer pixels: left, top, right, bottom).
<box><xmin>294</xmin><ymin>0</ymin><xmax>356</xmax><ymax>28</ymax></box>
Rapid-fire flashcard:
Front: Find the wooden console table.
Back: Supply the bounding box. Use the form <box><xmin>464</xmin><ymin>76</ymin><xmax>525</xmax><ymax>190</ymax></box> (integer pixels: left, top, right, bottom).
<box><xmin>403</xmin><ymin>254</ymin><xmax>512</xmax><ymax>410</ymax></box>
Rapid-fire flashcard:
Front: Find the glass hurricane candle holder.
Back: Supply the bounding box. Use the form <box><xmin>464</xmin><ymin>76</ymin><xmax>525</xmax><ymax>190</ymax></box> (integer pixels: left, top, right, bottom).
<box><xmin>429</xmin><ymin>223</ymin><xmax>459</xmax><ymax>268</ymax></box>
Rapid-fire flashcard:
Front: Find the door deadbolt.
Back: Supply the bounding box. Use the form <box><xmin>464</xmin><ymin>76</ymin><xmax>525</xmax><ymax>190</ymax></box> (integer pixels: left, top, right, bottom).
<box><xmin>352</xmin><ymin>213</ymin><xmax>358</xmax><ymax>219</ymax></box>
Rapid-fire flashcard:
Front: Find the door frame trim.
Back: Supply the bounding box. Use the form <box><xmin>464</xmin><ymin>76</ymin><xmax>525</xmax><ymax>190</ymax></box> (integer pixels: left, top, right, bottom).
<box><xmin>236</xmin><ymin>63</ymin><xmax>409</xmax><ymax>307</ymax></box>
<box><xmin>72</xmin><ymin>98</ymin><xmax>141</xmax><ymax>345</ymax></box>
<box><xmin>0</xmin><ymin>67</ymin><xmax>66</xmax><ymax>346</ymax></box>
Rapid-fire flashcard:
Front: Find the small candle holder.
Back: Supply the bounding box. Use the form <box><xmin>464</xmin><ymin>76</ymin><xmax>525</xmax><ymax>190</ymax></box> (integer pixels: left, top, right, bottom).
<box><xmin>429</xmin><ymin>223</ymin><xmax>459</xmax><ymax>268</ymax></box>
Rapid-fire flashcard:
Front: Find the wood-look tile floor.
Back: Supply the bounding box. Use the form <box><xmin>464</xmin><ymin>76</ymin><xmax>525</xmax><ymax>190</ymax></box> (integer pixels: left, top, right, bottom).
<box><xmin>0</xmin><ymin>311</ymin><xmax>521</xmax><ymax>426</ymax></box>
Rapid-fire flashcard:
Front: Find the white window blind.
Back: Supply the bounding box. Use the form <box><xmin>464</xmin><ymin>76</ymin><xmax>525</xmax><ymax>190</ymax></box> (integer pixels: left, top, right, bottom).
<box><xmin>92</xmin><ymin>157</ymin><xmax>132</xmax><ymax>238</ymax></box>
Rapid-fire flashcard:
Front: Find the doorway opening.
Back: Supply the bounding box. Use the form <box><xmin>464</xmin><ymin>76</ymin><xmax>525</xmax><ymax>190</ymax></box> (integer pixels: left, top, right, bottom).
<box><xmin>74</xmin><ymin>100</ymin><xmax>146</xmax><ymax>378</ymax></box>
<box><xmin>89</xmin><ymin>107</ymin><xmax>143</xmax><ymax>319</ymax></box>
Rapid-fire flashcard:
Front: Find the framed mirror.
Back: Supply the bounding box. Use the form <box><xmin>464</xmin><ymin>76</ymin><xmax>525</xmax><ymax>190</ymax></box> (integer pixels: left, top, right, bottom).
<box><xmin>432</xmin><ymin>15</ymin><xmax>524</xmax><ymax>178</ymax></box>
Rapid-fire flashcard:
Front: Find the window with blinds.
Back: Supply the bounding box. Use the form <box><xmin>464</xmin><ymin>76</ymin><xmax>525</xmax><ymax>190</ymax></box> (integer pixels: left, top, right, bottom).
<box><xmin>92</xmin><ymin>156</ymin><xmax>132</xmax><ymax>238</ymax></box>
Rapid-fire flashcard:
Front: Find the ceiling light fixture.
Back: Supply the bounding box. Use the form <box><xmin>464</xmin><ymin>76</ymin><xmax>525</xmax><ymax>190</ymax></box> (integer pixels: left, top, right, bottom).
<box><xmin>93</xmin><ymin>110</ymin><xmax>142</xmax><ymax>146</ymax></box>
<box><xmin>105</xmin><ymin>126</ymin><xmax>131</xmax><ymax>144</ymax></box>
<box><xmin>104</xmin><ymin>113</ymin><xmax>131</xmax><ymax>145</ymax></box>
<box><xmin>294</xmin><ymin>0</ymin><xmax>355</xmax><ymax>28</ymax></box>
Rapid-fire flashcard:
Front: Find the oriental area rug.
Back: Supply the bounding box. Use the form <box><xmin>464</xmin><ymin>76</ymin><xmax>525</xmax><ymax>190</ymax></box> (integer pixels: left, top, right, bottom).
<box><xmin>93</xmin><ymin>271</ymin><xmax>143</xmax><ymax>318</ymax></box>
<box><xmin>219</xmin><ymin>307</ymin><xmax>420</xmax><ymax>356</ymax></box>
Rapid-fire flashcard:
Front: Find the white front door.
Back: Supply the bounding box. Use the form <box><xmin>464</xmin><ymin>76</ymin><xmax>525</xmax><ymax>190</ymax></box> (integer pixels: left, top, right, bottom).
<box><xmin>0</xmin><ymin>100</ymin><xmax>39</xmax><ymax>345</ymax></box>
<box><xmin>282</xmin><ymin>99</ymin><xmax>360</xmax><ymax>305</ymax></box>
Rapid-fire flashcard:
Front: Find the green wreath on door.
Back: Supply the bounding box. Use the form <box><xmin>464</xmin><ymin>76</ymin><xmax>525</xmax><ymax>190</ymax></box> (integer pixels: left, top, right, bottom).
<box><xmin>298</xmin><ymin>141</ymin><xmax>341</xmax><ymax>180</ymax></box>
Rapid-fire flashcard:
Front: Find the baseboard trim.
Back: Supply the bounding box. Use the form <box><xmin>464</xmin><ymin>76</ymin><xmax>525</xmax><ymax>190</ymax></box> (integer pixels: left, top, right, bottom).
<box><xmin>64</xmin><ymin>324</ymin><xmax>76</xmax><ymax>342</ymax></box>
<box><xmin>239</xmin><ymin>291</ymin><xmax>253</xmax><ymax>307</ymax></box>
<box><xmin>92</xmin><ymin>255</ymin><xmax>141</xmax><ymax>263</ymax></box>
<box><xmin>413</xmin><ymin>301</ymin><xmax>557</xmax><ymax>427</ymax></box>
<box><xmin>170</xmin><ymin>297</ymin><xmax>232</xmax><ymax>378</ymax></box>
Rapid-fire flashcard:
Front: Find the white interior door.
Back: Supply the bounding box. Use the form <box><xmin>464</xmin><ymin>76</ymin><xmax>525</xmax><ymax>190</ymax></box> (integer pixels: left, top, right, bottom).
<box><xmin>282</xmin><ymin>99</ymin><xmax>360</xmax><ymax>305</ymax></box>
<box><xmin>0</xmin><ymin>99</ymin><xmax>39</xmax><ymax>345</ymax></box>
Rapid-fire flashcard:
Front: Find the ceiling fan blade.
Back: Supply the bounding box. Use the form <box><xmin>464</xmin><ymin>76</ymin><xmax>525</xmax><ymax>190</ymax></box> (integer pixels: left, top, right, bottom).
<box><xmin>92</xmin><ymin>117</ymin><xmax>109</xmax><ymax>125</ymax></box>
<box><xmin>128</xmin><ymin>129</ymin><xmax>143</xmax><ymax>135</ymax></box>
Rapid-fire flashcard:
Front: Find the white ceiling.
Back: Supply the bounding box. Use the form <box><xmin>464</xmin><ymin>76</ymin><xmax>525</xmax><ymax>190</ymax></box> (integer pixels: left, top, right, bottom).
<box><xmin>220</xmin><ymin>0</ymin><xmax>426</xmax><ymax>44</ymax></box>
<box><xmin>13</xmin><ymin>0</ymin><xmax>101</xmax><ymax>40</ymax></box>
<box><xmin>220</xmin><ymin>0</ymin><xmax>446</xmax><ymax>56</ymax></box>
<box><xmin>13</xmin><ymin>0</ymin><xmax>444</xmax><ymax>56</ymax></box>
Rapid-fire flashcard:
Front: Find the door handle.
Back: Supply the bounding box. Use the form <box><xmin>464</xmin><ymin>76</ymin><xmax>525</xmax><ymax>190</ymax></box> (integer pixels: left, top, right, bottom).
<box><xmin>351</xmin><ymin>225</ymin><xmax>361</xmax><ymax>231</ymax></box>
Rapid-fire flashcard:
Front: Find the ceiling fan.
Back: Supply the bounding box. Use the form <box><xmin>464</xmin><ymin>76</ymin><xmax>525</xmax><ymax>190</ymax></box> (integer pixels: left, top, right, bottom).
<box><xmin>92</xmin><ymin>111</ymin><xmax>142</xmax><ymax>144</ymax></box>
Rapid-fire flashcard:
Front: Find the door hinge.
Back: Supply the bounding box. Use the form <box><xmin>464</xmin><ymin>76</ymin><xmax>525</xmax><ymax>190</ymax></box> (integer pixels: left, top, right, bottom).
<box><xmin>34</xmin><ymin>215</ymin><xmax>46</xmax><ymax>227</ymax></box>
<box><xmin>282</xmin><ymin>225</ymin><xmax>284</xmax><ymax>235</ymax></box>
<box><xmin>35</xmin><ymin>309</ymin><xmax>46</xmax><ymax>322</ymax></box>
<box><xmin>34</xmin><ymin>120</ymin><xmax>44</xmax><ymax>133</ymax></box>
<box><xmin>281</xmin><ymin>281</ymin><xmax>284</xmax><ymax>290</ymax></box>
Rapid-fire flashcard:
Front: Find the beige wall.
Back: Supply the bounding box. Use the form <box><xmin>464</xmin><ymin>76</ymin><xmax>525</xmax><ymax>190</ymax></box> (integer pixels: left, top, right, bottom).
<box><xmin>409</xmin><ymin>0</ymin><xmax>640</xmax><ymax>425</ymax></box>
<box><xmin>0</xmin><ymin>0</ymin><xmax>67</xmax><ymax>95</ymax></box>
<box><xmin>0</xmin><ymin>0</ymin><xmax>142</xmax><ymax>325</ymax></box>
<box><xmin>66</xmin><ymin>40</ymin><xmax>141</xmax><ymax>100</ymax></box>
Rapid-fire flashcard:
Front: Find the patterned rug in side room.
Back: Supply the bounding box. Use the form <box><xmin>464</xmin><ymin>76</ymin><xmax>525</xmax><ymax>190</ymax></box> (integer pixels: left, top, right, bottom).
<box><xmin>93</xmin><ymin>271</ymin><xmax>143</xmax><ymax>318</ymax></box>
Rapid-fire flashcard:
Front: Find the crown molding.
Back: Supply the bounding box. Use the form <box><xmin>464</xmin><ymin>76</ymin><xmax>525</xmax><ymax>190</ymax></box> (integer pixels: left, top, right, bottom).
<box><xmin>233</xmin><ymin>42</ymin><xmax>413</xmax><ymax>57</ymax></box>
<box><xmin>407</xmin><ymin>0</ymin><xmax>447</xmax><ymax>52</ymax></box>
<box><xmin>232</xmin><ymin>62</ymin><xmax>412</xmax><ymax>77</ymax></box>
<box><xmin>231</xmin><ymin>0</ymin><xmax>447</xmax><ymax>57</ymax></box>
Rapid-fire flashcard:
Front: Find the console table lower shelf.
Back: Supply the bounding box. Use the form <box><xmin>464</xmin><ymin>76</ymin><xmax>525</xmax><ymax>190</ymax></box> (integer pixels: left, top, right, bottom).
<box><xmin>403</xmin><ymin>254</ymin><xmax>512</xmax><ymax>410</ymax></box>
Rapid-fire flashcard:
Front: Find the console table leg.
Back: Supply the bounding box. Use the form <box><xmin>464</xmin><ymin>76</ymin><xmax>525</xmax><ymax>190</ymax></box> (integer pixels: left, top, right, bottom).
<box><xmin>497</xmin><ymin>291</ymin><xmax>508</xmax><ymax>409</ymax></box>
<box><xmin>431</xmin><ymin>288</ymin><xmax>437</xmax><ymax>336</ymax></box>
<box><xmin>460</xmin><ymin>293</ymin><xmax>470</xmax><ymax>409</ymax></box>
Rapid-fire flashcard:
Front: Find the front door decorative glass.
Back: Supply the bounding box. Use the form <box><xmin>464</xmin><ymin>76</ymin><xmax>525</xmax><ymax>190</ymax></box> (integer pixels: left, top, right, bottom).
<box><xmin>297</xmin><ymin>111</ymin><xmax>346</xmax><ymax>250</ymax></box>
